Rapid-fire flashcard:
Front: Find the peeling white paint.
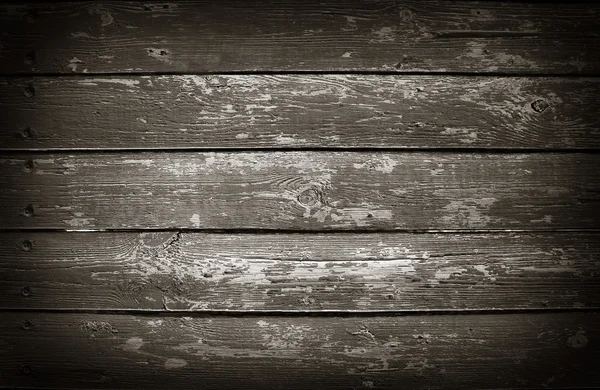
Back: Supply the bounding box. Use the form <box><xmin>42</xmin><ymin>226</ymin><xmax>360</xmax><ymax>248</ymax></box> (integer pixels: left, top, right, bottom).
<box><xmin>79</xmin><ymin>78</ymin><xmax>140</xmax><ymax>87</ymax></box>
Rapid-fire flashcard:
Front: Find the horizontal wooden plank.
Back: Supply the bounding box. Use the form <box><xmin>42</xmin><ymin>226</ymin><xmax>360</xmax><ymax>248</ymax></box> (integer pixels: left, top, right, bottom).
<box><xmin>0</xmin><ymin>312</ymin><xmax>597</xmax><ymax>389</ymax></box>
<box><xmin>0</xmin><ymin>1</ymin><xmax>599</xmax><ymax>74</ymax></box>
<box><xmin>1</xmin><ymin>152</ymin><xmax>600</xmax><ymax>230</ymax></box>
<box><xmin>2</xmin><ymin>76</ymin><xmax>600</xmax><ymax>150</ymax></box>
<box><xmin>1</xmin><ymin>232</ymin><xmax>599</xmax><ymax>311</ymax></box>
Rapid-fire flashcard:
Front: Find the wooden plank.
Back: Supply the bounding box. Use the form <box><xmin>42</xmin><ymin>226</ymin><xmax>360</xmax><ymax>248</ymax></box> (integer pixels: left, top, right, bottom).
<box><xmin>0</xmin><ymin>1</ymin><xmax>598</xmax><ymax>74</ymax></box>
<box><xmin>0</xmin><ymin>312</ymin><xmax>597</xmax><ymax>389</ymax></box>
<box><xmin>1</xmin><ymin>232</ymin><xmax>599</xmax><ymax>311</ymax></box>
<box><xmin>1</xmin><ymin>152</ymin><xmax>600</xmax><ymax>230</ymax></box>
<box><xmin>2</xmin><ymin>75</ymin><xmax>600</xmax><ymax>150</ymax></box>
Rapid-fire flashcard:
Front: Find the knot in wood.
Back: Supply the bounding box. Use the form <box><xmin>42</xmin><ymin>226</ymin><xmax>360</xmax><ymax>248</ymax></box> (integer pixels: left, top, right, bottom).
<box><xmin>26</xmin><ymin>9</ymin><xmax>38</xmax><ymax>22</ymax></box>
<box><xmin>24</xmin><ymin>84</ymin><xmax>35</xmax><ymax>98</ymax></box>
<box><xmin>21</xmin><ymin>320</ymin><xmax>34</xmax><ymax>330</ymax></box>
<box><xmin>297</xmin><ymin>188</ymin><xmax>322</xmax><ymax>207</ymax></box>
<box><xmin>24</xmin><ymin>50</ymin><xmax>36</xmax><ymax>65</ymax></box>
<box><xmin>21</xmin><ymin>204</ymin><xmax>34</xmax><ymax>218</ymax></box>
<box><xmin>531</xmin><ymin>99</ymin><xmax>549</xmax><ymax>113</ymax></box>
<box><xmin>23</xmin><ymin>159</ymin><xmax>35</xmax><ymax>172</ymax></box>
<box><xmin>20</xmin><ymin>364</ymin><xmax>32</xmax><ymax>375</ymax></box>
<box><xmin>399</xmin><ymin>8</ymin><xmax>414</xmax><ymax>22</ymax></box>
<box><xmin>19</xmin><ymin>239</ymin><xmax>33</xmax><ymax>252</ymax></box>
<box><xmin>21</xmin><ymin>286</ymin><xmax>32</xmax><ymax>297</ymax></box>
<box><xmin>20</xmin><ymin>126</ymin><xmax>34</xmax><ymax>140</ymax></box>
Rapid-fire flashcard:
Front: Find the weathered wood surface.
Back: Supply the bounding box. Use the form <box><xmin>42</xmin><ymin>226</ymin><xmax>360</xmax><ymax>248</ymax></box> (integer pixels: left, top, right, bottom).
<box><xmin>1</xmin><ymin>152</ymin><xmax>600</xmax><ymax>230</ymax></box>
<box><xmin>1</xmin><ymin>232</ymin><xmax>599</xmax><ymax>311</ymax></box>
<box><xmin>0</xmin><ymin>312</ymin><xmax>597</xmax><ymax>389</ymax></box>
<box><xmin>0</xmin><ymin>1</ymin><xmax>599</xmax><ymax>75</ymax></box>
<box><xmin>2</xmin><ymin>75</ymin><xmax>600</xmax><ymax>150</ymax></box>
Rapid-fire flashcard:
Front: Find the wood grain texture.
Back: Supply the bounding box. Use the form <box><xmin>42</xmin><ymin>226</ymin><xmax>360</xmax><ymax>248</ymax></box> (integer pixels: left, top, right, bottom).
<box><xmin>1</xmin><ymin>232</ymin><xmax>599</xmax><ymax>311</ymax></box>
<box><xmin>0</xmin><ymin>1</ymin><xmax>598</xmax><ymax>74</ymax></box>
<box><xmin>0</xmin><ymin>312</ymin><xmax>597</xmax><ymax>389</ymax></box>
<box><xmin>2</xmin><ymin>75</ymin><xmax>600</xmax><ymax>150</ymax></box>
<box><xmin>1</xmin><ymin>152</ymin><xmax>600</xmax><ymax>230</ymax></box>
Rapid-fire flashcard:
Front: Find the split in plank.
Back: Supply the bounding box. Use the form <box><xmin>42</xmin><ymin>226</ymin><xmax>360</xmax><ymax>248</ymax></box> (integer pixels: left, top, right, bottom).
<box><xmin>2</xmin><ymin>75</ymin><xmax>600</xmax><ymax>150</ymax></box>
<box><xmin>0</xmin><ymin>312</ymin><xmax>597</xmax><ymax>389</ymax></box>
<box><xmin>1</xmin><ymin>232</ymin><xmax>599</xmax><ymax>311</ymax></box>
<box><xmin>0</xmin><ymin>1</ymin><xmax>599</xmax><ymax>74</ymax></box>
<box><xmin>1</xmin><ymin>152</ymin><xmax>600</xmax><ymax>230</ymax></box>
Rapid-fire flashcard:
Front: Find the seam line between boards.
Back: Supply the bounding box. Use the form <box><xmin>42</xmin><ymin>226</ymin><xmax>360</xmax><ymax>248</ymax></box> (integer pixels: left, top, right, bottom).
<box><xmin>0</xmin><ymin>307</ymin><xmax>598</xmax><ymax>317</ymax></box>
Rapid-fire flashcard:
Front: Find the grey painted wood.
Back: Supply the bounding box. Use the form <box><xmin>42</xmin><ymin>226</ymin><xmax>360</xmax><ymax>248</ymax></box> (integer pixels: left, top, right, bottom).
<box><xmin>1</xmin><ymin>312</ymin><xmax>597</xmax><ymax>389</ymax></box>
<box><xmin>1</xmin><ymin>152</ymin><xmax>599</xmax><ymax>230</ymax></box>
<box><xmin>2</xmin><ymin>76</ymin><xmax>599</xmax><ymax>150</ymax></box>
<box><xmin>0</xmin><ymin>1</ymin><xmax>598</xmax><ymax>74</ymax></box>
<box><xmin>1</xmin><ymin>232</ymin><xmax>599</xmax><ymax>311</ymax></box>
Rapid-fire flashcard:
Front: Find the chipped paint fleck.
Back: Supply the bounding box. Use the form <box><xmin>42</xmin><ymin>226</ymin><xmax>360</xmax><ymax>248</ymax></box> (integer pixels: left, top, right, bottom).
<box><xmin>71</xmin><ymin>31</ymin><xmax>92</xmax><ymax>39</ymax></box>
<box><xmin>190</xmin><ymin>214</ymin><xmax>201</xmax><ymax>228</ymax></box>
<box><xmin>68</xmin><ymin>57</ymin><xmax>83</xmax><ymax>72</ymax></box>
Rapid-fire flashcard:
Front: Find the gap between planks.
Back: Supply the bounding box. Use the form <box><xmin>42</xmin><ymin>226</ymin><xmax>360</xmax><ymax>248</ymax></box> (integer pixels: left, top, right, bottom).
<box><xmin>0</xmin><ymin>307</ymin><xmax>598</xmax><ymax>317</ymax></box>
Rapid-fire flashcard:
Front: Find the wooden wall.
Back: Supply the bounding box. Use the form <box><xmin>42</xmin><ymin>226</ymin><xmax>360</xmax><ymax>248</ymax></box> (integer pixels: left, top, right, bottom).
<box><xmin>0</xmin><ymin>1</ymin><xmax>599</xmax><ymax>388</ymax></box>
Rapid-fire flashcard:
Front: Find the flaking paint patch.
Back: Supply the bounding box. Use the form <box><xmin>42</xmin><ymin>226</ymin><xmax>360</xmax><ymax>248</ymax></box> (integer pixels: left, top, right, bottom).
<box><xmin>330</xmin><ymin>208</ymin><xmax>393</xmax><ymax>227</ymax></box>
<box><xmin>275</xmin><ymin>134</ymin><xmax>308</xmax><ymax>145</ymax></box>
<box><xmin>404</xmin><ymin>358</ymin><xmax>434</xmax><ymax>374</ymax></box>
<box><xmin>63</xmin><ymin>217</ymin><xmax>97</xmax><ymax>227</ymax></box>
<box><xmin>147</xmin><ymin>48</ymin><xmax>172</xmax><ymax>63</ymax></box>
<box><xmin>122</xmin><ymin>337</ymin><xmax>144</xmax><ymax>352</ymax></box>
<box><xmin>459</xmin><ymin>41</ymin><xmax>540</xmax><ymax>71</ymax></box>
<box><xmin>440</xmin><ymin>198</ymin><xmax>498</xmax><ymax>228</ymax></box>
<box><xmin>258</xmin><ymin>322</ymin><xmax>313</xmax><ymax>349</ymax></box>
<box><xmin>353</xmin><ymin>156</ymin><xmax>397</xmax><ymax>173</ymax></box>
<box><xmin>371</xmin><ymin>27</ymin><xmax>395</xmax><ymax>43</ymax></box>
<box><xmin>441</xmin><ymin>128</ymin><xmax>478</xmax><ymax>144</ymax></box>
<box><xmin>164</xmin><ymin>358</ymin><xmax>188</xmax><ymax>369</ymax></box>
<box><xmin>434</xmin><ymin>267</ymin><xmax>467</xmax><ymax>280</ymax></box>
<box><xmin>147</xmin><ymin>320</ymin><xmax>164</xmax><ymax>327</ymax></box>
<box><xmin>530</xmin><ymin>215</ymin><xmax>553</xmax><ymax>224</ymax></box>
